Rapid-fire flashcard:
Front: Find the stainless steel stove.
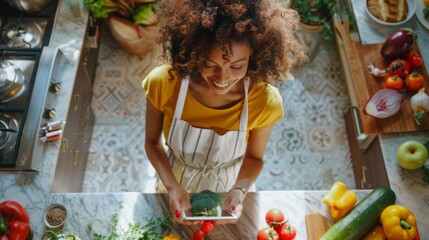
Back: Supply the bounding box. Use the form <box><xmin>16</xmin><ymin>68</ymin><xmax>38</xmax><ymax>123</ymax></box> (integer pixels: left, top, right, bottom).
<box><xmin>0</xmin><ymin>0</ymin><xmax>65</xmax><ymax>171</ymax></box>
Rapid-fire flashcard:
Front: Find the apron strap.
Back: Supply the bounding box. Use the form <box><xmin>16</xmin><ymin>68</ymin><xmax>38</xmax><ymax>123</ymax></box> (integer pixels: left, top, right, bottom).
<box><xmin>239</xmin><ymin>77</ymin><xmax>250</xmax><ymax>132</ymax></box>
<box><xmin>173</xmin><ymin>76</ymin><xmax>190</xmax><ymax>119</ymax></box>
<box><xmin>173</xmin><ymin>76</ymin><xmax>249</xmax><ymax>132</ymax></box>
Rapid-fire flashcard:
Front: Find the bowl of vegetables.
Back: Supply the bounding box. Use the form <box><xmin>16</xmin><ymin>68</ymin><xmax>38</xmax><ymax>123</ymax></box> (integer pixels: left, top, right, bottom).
<box><xmin>365</xmin><ymin>0</ymin><xmax>416</xmax><ymax>26</ymax></box>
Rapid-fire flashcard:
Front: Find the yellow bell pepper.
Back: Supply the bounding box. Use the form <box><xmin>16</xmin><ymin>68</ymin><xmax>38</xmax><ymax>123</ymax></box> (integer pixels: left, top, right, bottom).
<box><xmin>322</xmin><ymin>181</ymin><xmax>357</xmax><ymax>221</ymax></box>
<box><xmin>362</xmin><ymin>226</ymin><xmax>386</xmax><ymax>240</ymax></box>
<box><xmin>380</xmin><ymin>205</ymin><xmax>418</xmax><ymax>240</ymax></box>
<box><xmin>322</xmin><ymin>181</ymin><xmax>347</xmax><ymax>205</ymax></box>
<box><xmin>163</xmin><ymin>234</ymin><xmax>180</xmax><ymax>240</ymax></box>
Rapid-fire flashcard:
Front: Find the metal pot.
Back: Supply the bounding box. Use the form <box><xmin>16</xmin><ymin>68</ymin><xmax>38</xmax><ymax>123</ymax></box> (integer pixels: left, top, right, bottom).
<box><xmin>0</xmin><ymin>61</ymin><xmax>26</xmax><ymax>102</ymax></box>
<box><xmin>5</xmin><ymin>0</ymin><xmax>53</xmax><ymax>13</ymax></box>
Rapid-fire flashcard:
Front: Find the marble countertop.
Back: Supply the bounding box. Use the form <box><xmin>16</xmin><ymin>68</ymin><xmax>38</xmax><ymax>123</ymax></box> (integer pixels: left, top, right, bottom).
<box><xmin>0</xmin><ymin>0</ymin><xmax>428</xmax><ymax>239</ymax></box>
<box><xmin>48</xmin><ymin>191</ymin><xmax>372</xmax><ymax>240</ymax></box>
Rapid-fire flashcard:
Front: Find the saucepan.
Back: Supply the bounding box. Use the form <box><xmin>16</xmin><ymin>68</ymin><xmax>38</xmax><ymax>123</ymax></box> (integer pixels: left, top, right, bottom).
<box><xmin>0</xmin><ymin>61</ymin><xmax>26</xmax><ymax>102</ymax></box>
<box><xmin>4</xmin><ymin>0</ymin><xmax>53</xmax><ymax>13</ymax></box>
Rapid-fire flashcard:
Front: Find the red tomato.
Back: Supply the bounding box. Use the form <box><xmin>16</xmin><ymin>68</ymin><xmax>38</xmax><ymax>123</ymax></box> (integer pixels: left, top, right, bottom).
<box><xmin>193</xmin><ymin>229</ymin><xmax>206</xmax><ymax>240</ymax></box>
<box><xmin>406</xmin><ymin>51</ymin><xmax>423</xmax><ymax>68</ymax></box>
<box><xmin>279</xmin><ymin>225</ymin><xmax>297</xmax><ymax>240</ymax></box>
<box><xmin>266</xmin><ymin>208</ymin><xmax>286</xmax><ymax>232</ymax></box>
<box><xmin>201</xmin><ymin>220</ymin><xmax>215</xmax><ymax>234</ymax></box>
<box><xmin>406</xmin><ymin>72</ymin><xmax>424</xmax><ymax>91</ymax></box>
<box><xmin>384</xmin><ymin>75</ymin><xmax>404</xmax><ymax>90</ymax></box>
<box><xmin>257</xmin><ymin>227</ymin><xmax>279</xmax><ymax>240</ymax></box>
<box><xmin>387</xmin><ymin>59</ymin><xmax>412</xmax><ymax>78</ymax></box>
<box><xmin>266</xmin><ymin>209</ymin><xmax>285</xmax><ymax>225</ymax></box>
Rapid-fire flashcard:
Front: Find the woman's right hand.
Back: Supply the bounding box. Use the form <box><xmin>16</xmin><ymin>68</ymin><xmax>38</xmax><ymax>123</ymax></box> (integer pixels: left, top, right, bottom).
<box><xmin>168</xmin><ymin>186</ymin><xmax>200</xmax><ymax>225</ymax></box>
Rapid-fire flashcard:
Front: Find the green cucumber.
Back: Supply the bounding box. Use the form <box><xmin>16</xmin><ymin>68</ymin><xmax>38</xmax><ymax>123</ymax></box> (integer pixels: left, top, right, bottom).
<box><xmin>320</xmin><ymin>187</ymin><xmax>396</xmax><ymax>240</ymax></box>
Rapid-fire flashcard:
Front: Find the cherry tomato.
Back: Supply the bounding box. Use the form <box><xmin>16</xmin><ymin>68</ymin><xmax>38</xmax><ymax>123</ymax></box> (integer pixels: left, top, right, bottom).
<box><xmin>257</xmin><ymin>227</ymin><xmax>279</xmax><ymax>240</ymax></box>
<box><xmin>406</xmin><ymin>51</ymin><xmax>423</xmax><ymax>68</ymax></box>
<box><xmin>266</xmin><ymin>209</ymin><xmax>285</xmax><ymax>225</ymax></box>
<box><xmin>387</xmin><ymin>59</ymin><xmax>412</xmax><ymax>78</ymax></box>
<box><xmin>406</xmin><ymin>72</ymin><xmax>424</xmax><ymax>91</ymax></box>
<box><xmin>193</xmin><ymin>229</ymin><xmax>206</xmax><ymax>240</ymax></box>
<box><xmin>384</xmin><ymin>75</ymin><xmax>404</xmax><ymax>90</ymax></box>
<box><xmin>201</xmin><ymin>220</ymin><xmax>215</xmax><ymax>234</ymax></box>
<box><xmin>266</xmin><ymin>208</ymin><xmax>286</xmax><ymax>232</ymax></box>
<box><xmin>279</xmin><ymin>225</ymin><xmax>297</xmax><ymax>240</ymax></box>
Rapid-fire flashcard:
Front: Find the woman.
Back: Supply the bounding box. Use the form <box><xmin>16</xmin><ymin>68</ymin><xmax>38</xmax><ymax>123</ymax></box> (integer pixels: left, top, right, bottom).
<box><xmin>143</xmin><ymin>0</ymin><xmax>306</xmax><ymax>224</ymax></box>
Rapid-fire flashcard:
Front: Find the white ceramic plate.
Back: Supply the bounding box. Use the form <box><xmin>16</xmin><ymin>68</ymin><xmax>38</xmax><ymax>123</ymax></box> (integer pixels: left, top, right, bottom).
<box><xmin>416</xmin><ymin>0</ymin><xmax>429</xmax><ymax>29</ymax></box>
<box><xmin>182</xmin><ymin>206</ymin><xmax>237</xmax><ymax>221</ymax></box>
<box><xmin>365</xmin><ymin>0</ymin><xmax>416</xmax><ymax>26</ymax></box>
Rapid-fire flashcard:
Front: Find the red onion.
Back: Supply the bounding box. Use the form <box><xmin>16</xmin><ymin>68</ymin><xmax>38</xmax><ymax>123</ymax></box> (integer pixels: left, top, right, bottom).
<box><xmin>365</xmin><ymin>89</ymin><xmax>405</xmax><ymax>118</ymax></box>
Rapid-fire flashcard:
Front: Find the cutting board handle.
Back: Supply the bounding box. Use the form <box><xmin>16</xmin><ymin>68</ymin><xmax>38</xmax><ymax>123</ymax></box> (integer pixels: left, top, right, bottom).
<box><xmin>305</xmin><ymin>213</ymin><xmax>332</xmax><ymax>240</ymax></box>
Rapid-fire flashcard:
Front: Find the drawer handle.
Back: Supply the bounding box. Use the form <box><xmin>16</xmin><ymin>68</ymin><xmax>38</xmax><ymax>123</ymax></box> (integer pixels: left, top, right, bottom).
<box><xmin>361</xmin><ymin>166</ymin><xmax>367</xmax><ymax>188</ymax></box>
<box><xmin>72</xmin><ymin>149</ymin><xmax>79</xmax><ymax>166</ymax></box>
<box><xmin>74</xmin><ymin>94</ymin><xmax>80</xmax><ymax>111</ymax></box>
<box><xmin>61</xmin><ymin>138</ymin><xmax>69</xmax><ymax>152</ymax></box>
<box><xmin>81</xmin><ymin>118</ymin><xmax>89</xmax><ymax>142</ymax></box>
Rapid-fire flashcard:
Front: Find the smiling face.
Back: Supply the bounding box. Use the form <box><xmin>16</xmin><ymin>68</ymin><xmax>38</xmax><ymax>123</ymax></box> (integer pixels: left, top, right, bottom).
<box><xmin>199</xmin><ymin>41</ymin><xmax>251</xmax><ymax>95</ymax></box>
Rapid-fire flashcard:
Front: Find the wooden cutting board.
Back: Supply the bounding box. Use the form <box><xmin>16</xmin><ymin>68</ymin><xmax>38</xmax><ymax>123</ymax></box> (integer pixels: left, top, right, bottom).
<box><xmin>334</xmin><ymin>20</ymin><xmax>429</xmax><ymax>134</ymax></box>
<box><xmin>305</xmin><ymin>213</ymin><xmax>332</xmax><ymax>240</ymax></box>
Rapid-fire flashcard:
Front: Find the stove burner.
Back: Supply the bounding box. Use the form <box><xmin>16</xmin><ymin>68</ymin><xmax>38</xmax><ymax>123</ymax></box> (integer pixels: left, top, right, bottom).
<box><xmin>1</xmin><ymin>20</ymin><xmax>42</xmax><ymax>48</ymax></box>
<box><xmin>0</xmin><ymin>113</ymin><xmax>19</xmax><ymax>155</ymax></box>
<box><xmin>0</xmin><ymin>61</ymin><xmax>26</xmax><ymax>102</ymax></box>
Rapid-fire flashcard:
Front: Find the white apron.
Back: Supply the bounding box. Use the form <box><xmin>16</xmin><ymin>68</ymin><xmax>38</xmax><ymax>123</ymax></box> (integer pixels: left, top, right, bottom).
<box><xmin>156</xmin><ymin>76</ymin><xmax>250</xmax><ymax>193</ymax></box>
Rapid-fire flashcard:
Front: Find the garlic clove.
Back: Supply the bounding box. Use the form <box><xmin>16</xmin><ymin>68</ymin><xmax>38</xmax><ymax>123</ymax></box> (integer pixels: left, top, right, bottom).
<box><xmin>368</xmin><ymin>63</ymin><xmax>386</xmax><ymax>77</ymax></box>
<box><xmin>365</xmin><ymin>89</ymin><xmax>404</xmax><ymax>118</ymax></box>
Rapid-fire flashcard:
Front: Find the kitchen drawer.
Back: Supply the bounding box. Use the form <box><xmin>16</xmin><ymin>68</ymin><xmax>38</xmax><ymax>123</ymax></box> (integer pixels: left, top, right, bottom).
<box><xmin>50</xmin><ymin>15</ymin><xmax>99</xmax><ymax>193</ymax></box>
<box><xmin>344</xmin><ymin>108</ymin><xmax>389</xmax><ymax>189</ymax></box>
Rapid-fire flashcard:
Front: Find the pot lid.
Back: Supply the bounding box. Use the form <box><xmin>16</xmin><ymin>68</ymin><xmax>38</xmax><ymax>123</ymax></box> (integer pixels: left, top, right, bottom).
<box><xmin>0</xmin><ymin>61</ymin><xmax>18</xmax><ymax>87</ymax></box>
<box><xmin>0</xmin><ymin>113</ymin><xmax>18</xmax><ymax>154</ymax></box>
<box><xmin>0</xmin><ymin>61</ymin><xmax>26</xmax><ymax>102</ymax></box>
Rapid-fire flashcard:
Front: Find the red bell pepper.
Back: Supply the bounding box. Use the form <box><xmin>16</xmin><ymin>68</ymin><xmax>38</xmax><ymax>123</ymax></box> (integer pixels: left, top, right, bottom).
<box><xmin>0</xmin><ymin>201</ymin><xmax>30</xmax><ymax>240</ymax></box>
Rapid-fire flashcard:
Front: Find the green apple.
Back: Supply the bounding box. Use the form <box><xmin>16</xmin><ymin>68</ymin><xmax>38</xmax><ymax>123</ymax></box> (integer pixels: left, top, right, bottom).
<box><xmin>396</xmin><ymin>140</ymin><xmax>428</xmax><ymax>170</ymax></box>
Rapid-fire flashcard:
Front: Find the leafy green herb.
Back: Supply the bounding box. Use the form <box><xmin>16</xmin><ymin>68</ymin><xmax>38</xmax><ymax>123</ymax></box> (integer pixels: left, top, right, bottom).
<box><xmin>287</xmin><ymin>0</ymin><xmax>336</xmax><ymax>41</ymax></box>
<box><xmin>90</xmin><ymin>205</ymin><xmax>170</xmax><ymax>240</ymax></box>
<box><xmin>84</xmin><ymin>0</ymin><xmax>117</xmax><ymax>19</ymax></box>
<box><xmin>84</xmin><ymin>0</ymin><xmax>157</xmax><ymax>27</ymax></box>
<box><xmin>133</xmin><ymin>4</ymin><xmax>157</xmax><ymax>26</ymax></box>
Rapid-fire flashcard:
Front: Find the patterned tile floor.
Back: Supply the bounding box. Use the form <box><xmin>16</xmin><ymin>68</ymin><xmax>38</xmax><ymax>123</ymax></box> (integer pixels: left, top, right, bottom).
<box><xmin>82</xmin><ymin>25</ymin><xmax>356</xmax><ymax>193</ymax></box>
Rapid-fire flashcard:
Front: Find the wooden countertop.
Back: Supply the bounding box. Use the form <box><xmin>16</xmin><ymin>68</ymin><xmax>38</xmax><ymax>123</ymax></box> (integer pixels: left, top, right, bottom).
<box><xmin>334</xmin><ymin>19</ymin><xmax>429</xmax><ymax>135</ymax></box>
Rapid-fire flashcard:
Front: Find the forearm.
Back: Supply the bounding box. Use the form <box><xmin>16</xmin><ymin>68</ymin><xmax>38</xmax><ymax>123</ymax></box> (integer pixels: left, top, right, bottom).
<box><xmin>232</xmin><ymin>124</ymin><xmax>274</xmax><ymax>192</ymax></box>
<box><xmin>145</xmin><ymin>141</ymin><xmax>181</xmax><ymax>191</ymax></box>
<box><xmin>233</xmin><ymin>155</ymin><xmax>264</xmax><ymax>191</ymax></box>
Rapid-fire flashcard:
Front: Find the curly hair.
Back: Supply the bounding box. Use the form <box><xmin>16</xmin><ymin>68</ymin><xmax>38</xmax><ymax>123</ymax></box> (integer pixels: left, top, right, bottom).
<box><xmin>155</xmin><ymin>0</ymin><xmax>307</xmax><ymax>83</ymax></box>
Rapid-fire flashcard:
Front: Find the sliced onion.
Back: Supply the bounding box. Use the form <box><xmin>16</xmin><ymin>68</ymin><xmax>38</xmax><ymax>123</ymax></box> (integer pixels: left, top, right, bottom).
<box><xmin>365</xmin><ymin>89</ymin><xmax>404</xmax><ymax>119</ymax></box>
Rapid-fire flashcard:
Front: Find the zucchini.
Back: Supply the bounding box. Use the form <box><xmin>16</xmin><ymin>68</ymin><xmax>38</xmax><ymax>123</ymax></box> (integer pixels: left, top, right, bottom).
<box><xmin>320</xmin><ymin>187</ymin><xmax>396</xmax><ymax>240</ymax></box>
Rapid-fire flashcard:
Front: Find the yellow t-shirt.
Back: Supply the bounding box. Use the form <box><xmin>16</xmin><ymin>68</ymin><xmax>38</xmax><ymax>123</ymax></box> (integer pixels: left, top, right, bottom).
<box><xmin>142</xmin><ymin>64</ymin><xmax>284</xmax><ymax>141</ymax></box>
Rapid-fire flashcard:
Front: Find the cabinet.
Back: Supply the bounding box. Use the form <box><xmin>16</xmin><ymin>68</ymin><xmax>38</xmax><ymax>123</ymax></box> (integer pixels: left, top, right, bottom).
<box><xmin>50</xmin><ymin>17</ymin><xmax>100</xmax><ymax>193</ymax></box>
<box><xmin>344</xmin><ymin>108</ymin><xmax>389</xmax><ymax>189</ymax></box>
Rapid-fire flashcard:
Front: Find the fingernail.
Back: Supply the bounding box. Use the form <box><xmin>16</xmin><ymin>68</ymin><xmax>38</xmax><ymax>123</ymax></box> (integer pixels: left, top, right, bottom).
<box><xmin>229</xmin><ymin>205</ymin><xmax>236</xmax><ymax>212</ymax></box>
<box><xmin>175</xmin><ymin>209</ymin><xmax>181</xmax><ymax>218</ymax></box>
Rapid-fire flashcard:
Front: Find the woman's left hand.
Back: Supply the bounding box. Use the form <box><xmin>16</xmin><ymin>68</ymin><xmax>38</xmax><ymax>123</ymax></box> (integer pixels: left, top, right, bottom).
<box><xmin>217</xmin><ymin>189</ymin><xmax>245</xmax><ymax>225</ymax></box>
